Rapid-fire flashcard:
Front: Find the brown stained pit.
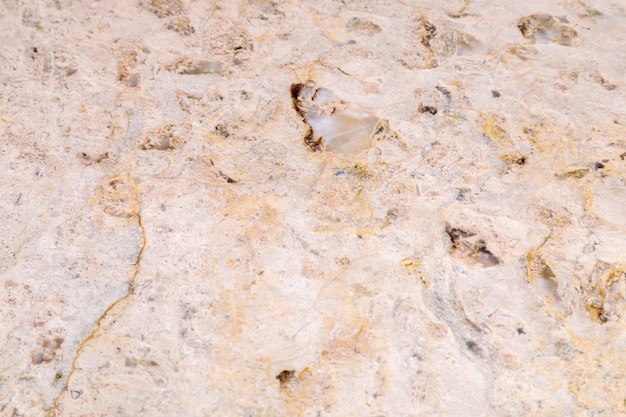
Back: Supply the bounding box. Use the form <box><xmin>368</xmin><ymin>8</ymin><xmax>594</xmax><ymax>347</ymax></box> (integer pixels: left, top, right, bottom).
<box><xmin>290</xmin><ymin>84</ymin><xmax>306</xmax><ymax>115</ymax></box>
<box><xmin>290</xmin><ymin>83</ymin><xmax>322</xmax><ymax>152</ymax></box>
<box><xmin>418</xmin><ymin>104</ymin><xmax>438</xmax><ymax>115</ymax></box>
<box><xmin>420</xmin><ymin>18</ymin><xmax>437</xmax><ymax>48</ymax></box>
<box><xmin>276</xmin><ymin>369</ymin><xmax>296</xmax><ymax>386</ymax></box>
<box><xmin>218</xmin><ymin>171</ymin><xmax>237</xmax><ymax>184</ymax></box>
<box><xmin>445</xmin><ymin>224</ymin><xmax>501</xmax><ymax>268</ymax></box>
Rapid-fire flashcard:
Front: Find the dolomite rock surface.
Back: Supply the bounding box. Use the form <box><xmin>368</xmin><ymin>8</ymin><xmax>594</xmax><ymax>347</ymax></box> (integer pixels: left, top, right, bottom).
<box><xmin>1</xmin><ymin>1</ymin><xmax>625</xmax><ymax>416</ymax></box>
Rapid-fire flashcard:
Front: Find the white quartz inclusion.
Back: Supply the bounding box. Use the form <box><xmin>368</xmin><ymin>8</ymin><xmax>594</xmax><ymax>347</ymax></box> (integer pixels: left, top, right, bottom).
<box><xmin>303</xmin><ymin>87</ymin><xmax>378</xmax><ymax>155</ymax></box>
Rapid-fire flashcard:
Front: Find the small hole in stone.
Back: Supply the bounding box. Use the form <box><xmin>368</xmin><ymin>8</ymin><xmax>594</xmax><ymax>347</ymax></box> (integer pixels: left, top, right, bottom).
<box><xmin>276</xmin><ymin>370</ymin><xmax>296</xmax><ymax>386</ymax></box>
<box><xmin>466</xmin><ymin>340</ymin><xmax>480</xmax><ymax>354</ymax></box>
<box><xmin>445</xmin><ymin>223</ymin><xmax>501</xmax><ymax>267</ymax></box>
<box><xmin>418</xmin><ymin>104</ymin><xmax>438</xmax><ymax>115</ymax></box>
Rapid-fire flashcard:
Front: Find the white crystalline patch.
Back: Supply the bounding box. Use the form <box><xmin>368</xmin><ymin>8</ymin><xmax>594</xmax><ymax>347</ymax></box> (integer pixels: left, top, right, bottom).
<box><xmin>310</xmin><ymin>87</ymin><xmax>335</xmax><ymax>107</ymax></box>
<box><xmin>298</xmin><ymin>85</ymin><xmax>378</xmax><ymax>155</ymax></box>
<box><xmin>307</xmin><ymin>110</ymin><xmax>378</xmax><ymax>155</ymax></box>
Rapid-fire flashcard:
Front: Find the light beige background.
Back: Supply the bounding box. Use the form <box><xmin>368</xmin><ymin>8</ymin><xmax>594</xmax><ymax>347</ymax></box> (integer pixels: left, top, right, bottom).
<box><xmin>1</xmin><ymin>1</ymin><xmax>625</xmax><ymax>416</ymax></box>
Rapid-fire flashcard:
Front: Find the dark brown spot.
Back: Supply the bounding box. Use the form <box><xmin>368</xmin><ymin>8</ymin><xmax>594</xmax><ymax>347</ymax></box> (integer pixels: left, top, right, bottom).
<box><xmin>290</xmin><ymin>83</ymin><xmax>323</xmax><ymax>152</ymax></box>
<box><xmin>290</xmin><ymin>83</ymin><xmax>307</xmax><ymax>117</ymax></box>
<box><xmin>418</xmin><ymin>105</ymin><xmax>437</xmax><ymax>115</ymax></box>
<box><xmin>276</xmin><ymin>370</ymin><xmax>296</xmax><ymax>386</ymax></box>
<box><xmin>218</xmin><ymin>171</ymin><xmax>237</xmax><ymax>184</ymax></box>
<box><xmin>517</xmin><ymin>20</ymin><xmax>532</xmax><ymax>38</ymax></box>
<box><xmin>421</xmin><ymin>19</ymin><xmax>437</xmax><ymax>48</ymax></box>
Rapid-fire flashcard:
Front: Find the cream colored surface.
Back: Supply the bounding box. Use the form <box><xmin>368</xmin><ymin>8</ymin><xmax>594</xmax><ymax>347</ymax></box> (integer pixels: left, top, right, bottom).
<box><xmin>1</xmin><ymin>0</ymin><xmax>625</xmax><ymax>416</ymax></box>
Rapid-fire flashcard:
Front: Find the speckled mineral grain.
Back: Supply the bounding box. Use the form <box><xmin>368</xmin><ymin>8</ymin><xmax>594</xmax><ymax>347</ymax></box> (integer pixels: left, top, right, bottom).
<box><xmin>1</xmin><ymin>0</ymin><xmax>625</xmax><ymax>416</ymax></box>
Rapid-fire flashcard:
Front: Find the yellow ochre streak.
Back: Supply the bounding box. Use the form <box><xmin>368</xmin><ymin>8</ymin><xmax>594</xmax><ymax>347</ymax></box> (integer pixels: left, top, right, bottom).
<box><xmin>47</xmin><ymin>213</ymin><xmax>146</xmax><ymax>416</ymax></box>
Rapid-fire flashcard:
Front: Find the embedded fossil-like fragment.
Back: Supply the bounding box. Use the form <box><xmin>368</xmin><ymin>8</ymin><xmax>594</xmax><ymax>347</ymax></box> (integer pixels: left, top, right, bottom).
<box><xmin>445</xmin><ymin>224</ymin><xmax>501</xmax><ymax>268</ymax></box>
<box><xmin>517</xmin><ymin>14</ymin><xmax>578</xmax><ymax>46</ymax></box>
<box><xmin>291</xmin><ymin>82</ymin><xmax>378</xmax><ymax>155</ymax></box>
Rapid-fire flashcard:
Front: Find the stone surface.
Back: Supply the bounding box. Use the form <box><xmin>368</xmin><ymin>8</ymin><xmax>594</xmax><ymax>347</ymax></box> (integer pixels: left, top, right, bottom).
<box><xmin>1</xmin><ymin>0</ymin><xmax>625</xmax><ymax>416</ymax></box>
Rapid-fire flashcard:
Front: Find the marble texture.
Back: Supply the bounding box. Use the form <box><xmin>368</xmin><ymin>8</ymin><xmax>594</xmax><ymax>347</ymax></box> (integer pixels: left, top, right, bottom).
<box><xmin>0</xmin><ymin>0</ymin><xmax>625</xmax><ymax>416</ymax></box>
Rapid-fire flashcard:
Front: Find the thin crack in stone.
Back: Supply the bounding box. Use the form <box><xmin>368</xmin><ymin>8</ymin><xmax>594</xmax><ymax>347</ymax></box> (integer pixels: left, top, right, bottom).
<box><xmin>47</xmin><ymin>213</ymin><xmax>147</xmax><ymax>416</ymax></box>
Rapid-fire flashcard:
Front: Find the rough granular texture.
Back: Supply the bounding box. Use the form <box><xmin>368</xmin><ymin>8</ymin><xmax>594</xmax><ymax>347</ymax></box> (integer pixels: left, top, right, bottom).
<box><xmin>1</xmin><ymin>1</ymin><xmax>625</xmax><ymax>416</ymax></box>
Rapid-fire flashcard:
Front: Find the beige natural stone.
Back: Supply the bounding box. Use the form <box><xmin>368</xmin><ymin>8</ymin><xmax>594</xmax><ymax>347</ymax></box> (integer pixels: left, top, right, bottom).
<box><xmin>1</xmin><ymin>1</ymin><xmax>625</xmax><ymax>416</ymax></box>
